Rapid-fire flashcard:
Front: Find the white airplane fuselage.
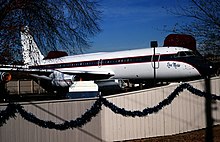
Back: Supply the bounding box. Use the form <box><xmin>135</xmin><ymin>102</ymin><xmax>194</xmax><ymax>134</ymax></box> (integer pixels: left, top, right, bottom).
<box><xmin>30</xmin><ymin>46</ymin><xmax>212</xmax><ymax>82</ymax></box>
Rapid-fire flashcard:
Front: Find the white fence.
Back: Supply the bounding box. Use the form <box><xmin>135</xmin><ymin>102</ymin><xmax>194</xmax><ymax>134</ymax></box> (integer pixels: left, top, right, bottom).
<box><xmin>6</xmin><ymin>80</ymin><xmax>46</xmax><ymax>95</ymax></box>
<box><xmin>0</xmin><ymin>76</ymin><xmax>220</xmax><ymax>142</ymax></box>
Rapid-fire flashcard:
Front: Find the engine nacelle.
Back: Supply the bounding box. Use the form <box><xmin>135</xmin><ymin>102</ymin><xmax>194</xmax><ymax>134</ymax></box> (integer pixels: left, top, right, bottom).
<box><xmin>0</xmin><ymin>72</ymin><xmax>12</xmax><ymax>83</ymax></box>
<box><xmin>49</xmin><ymin>71</ymin><xmax>75</xmax><ymax>87</ymax></box>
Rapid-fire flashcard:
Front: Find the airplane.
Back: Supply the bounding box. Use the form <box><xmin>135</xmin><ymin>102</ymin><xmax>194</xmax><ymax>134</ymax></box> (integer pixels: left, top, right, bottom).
<box><xmin>0</xmin><ymin>28</ymin><xmax>216</xmax><ymax>94</ymax></box>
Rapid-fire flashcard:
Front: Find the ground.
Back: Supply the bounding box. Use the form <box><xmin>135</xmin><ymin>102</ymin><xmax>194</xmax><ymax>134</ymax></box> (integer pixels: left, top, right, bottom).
<box><xmin>126</xmin><ymin>125</ymin><xmax>220</xmax><ymax>142</ymax></box>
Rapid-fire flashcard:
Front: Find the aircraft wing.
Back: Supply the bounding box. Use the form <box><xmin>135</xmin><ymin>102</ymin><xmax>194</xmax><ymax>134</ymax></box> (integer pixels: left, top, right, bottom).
<box><xmin>56</xmin><ymin>69</ymin><xmax>115</xmax><ymax>80</ymax></box>
<box><xmin>60</xmin><ymin>69</ymin><xmax>114</xmax><ymax>76</ymax></box>
<box><xmin>0</xmin><ymin>65</ymin><xmax>54</xmax><ymax>75</ymax></box>
<box><xmin>0</xmin><ymin>64</ymin><xmax>115</xmax><ymax>80</ymax></box>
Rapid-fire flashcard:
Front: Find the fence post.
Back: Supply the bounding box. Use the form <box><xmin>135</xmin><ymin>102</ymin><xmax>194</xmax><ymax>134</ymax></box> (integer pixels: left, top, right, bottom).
<box><xmin>17</xmin><ymin>80</ymin><xmax>20</xmax><ymax>95</ymax></box>
<box><xmin>205</xmin><ymin>76</ymin><xmax>213</xmax><ymax>142</ymax></box>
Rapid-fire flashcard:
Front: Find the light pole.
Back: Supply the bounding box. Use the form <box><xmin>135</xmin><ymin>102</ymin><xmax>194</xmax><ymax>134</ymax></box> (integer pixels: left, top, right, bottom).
<box><xmin>150</xmin><ymin>41</ymin><xmax>158</xmax><ymax>87</ymax></box>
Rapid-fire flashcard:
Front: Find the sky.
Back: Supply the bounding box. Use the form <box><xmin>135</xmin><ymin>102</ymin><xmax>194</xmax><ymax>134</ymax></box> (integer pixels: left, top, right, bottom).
<box><xmin>86</xmin><ymin>0</ymin><xmax>191</xmax><ymax>53</ymax></box>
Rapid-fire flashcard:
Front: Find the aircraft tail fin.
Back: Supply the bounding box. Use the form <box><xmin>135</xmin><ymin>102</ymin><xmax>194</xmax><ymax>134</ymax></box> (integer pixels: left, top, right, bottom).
<box><xmin>21</xmin><ymin>26</ymin><xmax>44</xmax><ymax>66</ymax></box>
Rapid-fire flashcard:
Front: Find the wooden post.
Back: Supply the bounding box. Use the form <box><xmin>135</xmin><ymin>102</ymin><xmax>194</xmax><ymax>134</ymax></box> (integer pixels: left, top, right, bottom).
<box><xmin>17</xmin><ymin>80</ymin><xmax>20</xmax><ymax>95</ymax></box>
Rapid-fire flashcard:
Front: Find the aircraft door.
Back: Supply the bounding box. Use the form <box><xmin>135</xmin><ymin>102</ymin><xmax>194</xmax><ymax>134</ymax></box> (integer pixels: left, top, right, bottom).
<box><xmin>151</xmin><ymin>54</ymin><xmax>160</xmax><ymax>69</ymax></box>
<box><xmin>98</xmin><ymin>59</ymin><xmax>103</xmax><ymax>68</ymax></box>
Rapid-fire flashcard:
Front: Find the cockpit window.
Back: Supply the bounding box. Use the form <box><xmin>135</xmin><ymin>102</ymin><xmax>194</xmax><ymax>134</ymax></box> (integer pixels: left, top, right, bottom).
<box><xmin>179</xmin><ymin>52</ymin><xmax>186</xmax><ymax>57</ymax></box>
<box><xmin>185</xmin><ymin>51</ymin><xmax>195</xmax><ymax>56</ymax></box>
<box><xmin>176</xmin><ymin>51</ymin><xmax>196</xmax><ymax>57</ymax></box>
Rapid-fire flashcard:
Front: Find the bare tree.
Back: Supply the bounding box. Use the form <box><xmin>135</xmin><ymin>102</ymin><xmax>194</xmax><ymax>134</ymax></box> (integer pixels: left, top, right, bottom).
<box><xmin>169</xmin><ymin>0</ymin><xmax>220</xmax><ymax>55</ymax></box>
<box><xmin>0</xmin><ymin>0</ymin><xmax>101</xmax><ymax>63</ymax></box>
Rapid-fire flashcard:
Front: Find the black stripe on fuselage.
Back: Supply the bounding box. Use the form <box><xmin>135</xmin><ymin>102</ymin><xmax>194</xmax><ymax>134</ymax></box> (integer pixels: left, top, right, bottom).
<box><xmin>29</xmin><ymin>54</ymin><xmax>176</xmax><ymax>69</ymax></box>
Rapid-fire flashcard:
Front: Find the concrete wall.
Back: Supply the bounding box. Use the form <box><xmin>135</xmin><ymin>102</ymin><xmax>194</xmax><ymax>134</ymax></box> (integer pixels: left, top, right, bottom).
<box><xmin>101</xmin><ymin>77</ymin><xmax>220</xmax><ymax>141</ymax></box>
<box><xmin>0</xmin><ymin>99</ymin><xmax>103</xmax><ymax>142</ymax></box>
<box><xmin>0</xmin><ymin>76</ymin><xmax>220</xmax><ymax>142</ymax></box>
